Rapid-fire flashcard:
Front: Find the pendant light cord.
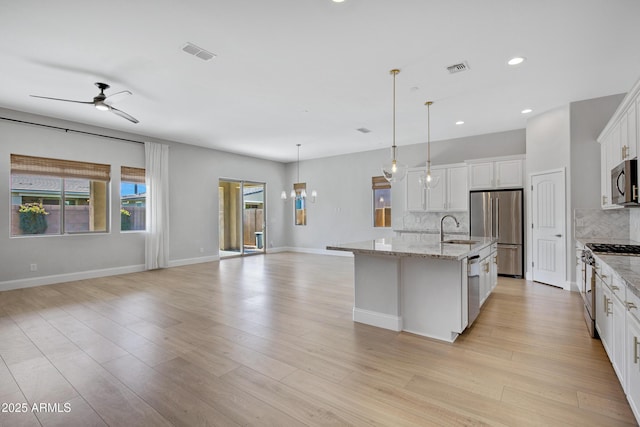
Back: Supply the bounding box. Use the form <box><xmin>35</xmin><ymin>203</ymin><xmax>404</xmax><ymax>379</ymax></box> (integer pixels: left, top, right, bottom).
<box><xmin>426</xmin><ymin>101</ymin><xmax>433</xmax><ymax>172</ymax></box>
<box><xmin>390</xmin><ymin>69</ymin><xmax>400</xmax><ymax>161</ymax></box>
<box><xmin>296</xmin><ymin>143</ymin><xmax>301</xmax><ymax>182</ymax></box>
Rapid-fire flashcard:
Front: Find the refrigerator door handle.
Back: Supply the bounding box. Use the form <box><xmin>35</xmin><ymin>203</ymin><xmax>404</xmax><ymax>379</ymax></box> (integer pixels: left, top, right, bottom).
<box><xmin>485</xmin><ymin>195</ymin><xmax>493</xmax><ymax>237</ymax></box>
<box><xmin>495</xmin><ymin>198</ymin><xmax>500</xmax><ymax>240</ymax></box>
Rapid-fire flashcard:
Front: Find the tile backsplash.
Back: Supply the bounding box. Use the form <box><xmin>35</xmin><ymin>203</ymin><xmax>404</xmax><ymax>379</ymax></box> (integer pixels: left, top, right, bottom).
<box><xmin>397</xmin><ymin>211</ymin><xmax>470</xmax><ymax>234</ymax></box>
<box><xmin>574</xmin><ymin>208</ymin><xmax>629</xmax><ymax>240</ymax></box>
<box><xmin>631</xmin><ymin>209</ymin><xmax>640</xmax><ymax>242</ymax></box>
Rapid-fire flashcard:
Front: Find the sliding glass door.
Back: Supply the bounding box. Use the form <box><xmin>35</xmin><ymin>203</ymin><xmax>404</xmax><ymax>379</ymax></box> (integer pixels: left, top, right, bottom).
<box><xmin>219</xmin><ymin>179</ymin><xmax>265</xmax><ymax>258</ymax></box>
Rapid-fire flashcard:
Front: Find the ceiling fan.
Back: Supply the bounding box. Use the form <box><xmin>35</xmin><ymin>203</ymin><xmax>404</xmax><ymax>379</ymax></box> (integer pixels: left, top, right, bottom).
<box><xmin>31</xmin><ymin>82</ymin><xmax>139</xmax><ymax>124</ymax></box>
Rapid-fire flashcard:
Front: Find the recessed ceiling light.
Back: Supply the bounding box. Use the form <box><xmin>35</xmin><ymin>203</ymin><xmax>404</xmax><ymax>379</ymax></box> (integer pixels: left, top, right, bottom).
<box><xmin>508</xmin><ymin>56</ymin><xmax>526</xmax><ymax>66</ymax></box>
<box><xmin>455</xmin><ymin>121</ymin><xmax>464</xmax><ymax>125</ymax></box>
<box><xmin>332</xmin><ymin>0</ymin><xmax>345</xmax><ymax>2</ymax></box>
<box><xmin>521</xmin><ymin>108</ymin><xmax>533</xmax><ymax>114</ymax></box>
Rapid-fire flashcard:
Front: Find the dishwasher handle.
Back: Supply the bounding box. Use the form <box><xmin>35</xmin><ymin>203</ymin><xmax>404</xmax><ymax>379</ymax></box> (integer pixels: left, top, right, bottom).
<box><xmin>468</xmin><ymin>255</ymin><xmax>480</xmax><ymax>277</ymax></box>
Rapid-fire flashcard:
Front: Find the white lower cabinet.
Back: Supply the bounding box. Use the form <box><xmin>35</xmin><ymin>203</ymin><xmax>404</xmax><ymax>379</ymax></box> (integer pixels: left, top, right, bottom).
<box><xmin>626</xmin><ymin>312</ymin><xmax>640</xmax><ymax>419</ymax></box>
<box><xmin>593</xmin><ymin>254</ymin><xmax>640</xmax><ymax>424</ymax></box>
<box><xmin>478</xmin><ymin>244</ymin><xmax>497</xmax><ymax>306</ymax></box>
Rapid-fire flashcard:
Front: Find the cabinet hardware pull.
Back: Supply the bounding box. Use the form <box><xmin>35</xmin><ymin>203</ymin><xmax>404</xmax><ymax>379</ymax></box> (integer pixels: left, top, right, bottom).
<box><xmin>628</xmin><ymin>302</ymin><xmax>638</xmax><ymax>310</ymax></box>
<box><xmin>635</xmin><ymin>336</ymin><xmax>639</xmax><ymax>364</ymax></box>
<box><xmin>634</xmin><ymin>185</ymin><xmax>638</xmax><ymax>201</ymax></box>
<box><xmin>612</xmin><ymin>286</ymin><xmax>619</xmax><ymax>291</ymax></box>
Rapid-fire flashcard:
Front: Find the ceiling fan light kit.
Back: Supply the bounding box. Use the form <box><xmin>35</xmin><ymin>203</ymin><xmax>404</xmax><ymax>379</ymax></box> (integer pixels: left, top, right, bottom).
<box><xmin>31</xmin><ymin>82</ymin><xmax>139</xmax><ymax>124</ymax></box>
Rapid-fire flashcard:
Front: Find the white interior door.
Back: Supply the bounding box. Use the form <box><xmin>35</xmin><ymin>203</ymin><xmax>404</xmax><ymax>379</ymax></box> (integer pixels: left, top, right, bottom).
<box><xmin>531</xmin><ymin>169</ymin><xmax>566</xmax><ymax>288</ymax></box>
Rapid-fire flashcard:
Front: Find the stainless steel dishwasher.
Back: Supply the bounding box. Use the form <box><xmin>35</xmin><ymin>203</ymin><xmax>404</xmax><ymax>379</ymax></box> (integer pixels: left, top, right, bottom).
<box><xmin>467</xmin><ymin>255</ymin><xmax>480</xmax><ymax>327</ymax></box>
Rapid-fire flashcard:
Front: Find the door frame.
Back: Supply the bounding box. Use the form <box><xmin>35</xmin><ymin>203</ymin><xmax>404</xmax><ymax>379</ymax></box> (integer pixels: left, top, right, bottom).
<box><xmin>218</xmin><ymin>178</ymin><xmax>267</xmax><ymax>258</ymax></box>
<box><xmin>528</xmin><ymin>168</ymin><xmax>568</xmax><ymax>289</ymax></box>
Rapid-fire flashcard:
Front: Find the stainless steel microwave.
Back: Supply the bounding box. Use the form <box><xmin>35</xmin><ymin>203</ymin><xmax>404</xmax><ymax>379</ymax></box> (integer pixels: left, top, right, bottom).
<box><xmin>612</xmin><ymin>159</ymin><xmax>638</xmax><ymax>206</ymax></box>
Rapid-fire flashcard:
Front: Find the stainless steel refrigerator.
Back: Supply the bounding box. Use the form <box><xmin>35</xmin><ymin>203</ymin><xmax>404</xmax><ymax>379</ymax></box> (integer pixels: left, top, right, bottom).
<box><xmin>470</xmin><ymin>189</ymin><xmax>523</xmax><ymax>277</ymax></box>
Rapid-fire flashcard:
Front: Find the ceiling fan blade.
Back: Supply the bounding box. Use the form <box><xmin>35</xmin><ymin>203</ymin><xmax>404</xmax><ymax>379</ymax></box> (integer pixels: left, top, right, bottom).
<box><xmin>110</xmin><ymin>106</ymin><xmax>139</xmax><ymax>124</ymax></box>
<box><xmin>30</xmin><ymin>95</ymin><xmax>93</xmax><ymax>104</ymax></box>
<box><xmin>104</xmin><ymin>90</ymin><xmax>132</xmax><ymax>103</ymax></box>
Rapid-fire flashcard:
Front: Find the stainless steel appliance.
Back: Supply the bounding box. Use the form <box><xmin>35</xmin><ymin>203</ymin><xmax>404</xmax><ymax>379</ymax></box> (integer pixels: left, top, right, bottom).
<box><xmin>467</xmin><ymin>255</ymin><xmax>481</xmax><ymax>326</ymax></box>
<box><xmin>579</xmin><ymin>248</ymin><xmax>597</xmax><ymax>338</ymax></box>
<box><xmin>611</xmin><ymin>159</ymin><xmax>638</xmax><ymax>206</ymax></box>
<box><xmin>470</xmin><ymin>189</ymin><xmax>523</xmax><ymax>277</ymax></box>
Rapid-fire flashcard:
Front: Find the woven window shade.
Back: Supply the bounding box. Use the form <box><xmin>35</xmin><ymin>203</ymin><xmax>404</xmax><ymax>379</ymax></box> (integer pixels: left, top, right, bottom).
<box><xmin>11</xmin><ymin>154</ymin><xmax>110</xmax><ymax>181</ymax></box>
<box><xmin>372</xmin><ymin>176</ymin><xmax>391</xmax><ymax>190</ymax></box>
<box><xmin>121</xmin><ymin>166</ymin><xmax>145</xmax><ymax>183</ymax></box>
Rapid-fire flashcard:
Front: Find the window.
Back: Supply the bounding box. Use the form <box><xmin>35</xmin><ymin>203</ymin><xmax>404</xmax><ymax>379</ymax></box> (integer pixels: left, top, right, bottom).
<box><xmin>120</xmin><ymin>166</ymin><xmax>146</xmax><ymax>231</ymax></box>
<box><xmin>372</xmin><ymin>176</ymin><xmax>391</xmax><ymax>227</ymax></box>
<box><xmin>11</xmin><ymin>154</ymin><xmax>110</xmax><ymax>236</ymax></box>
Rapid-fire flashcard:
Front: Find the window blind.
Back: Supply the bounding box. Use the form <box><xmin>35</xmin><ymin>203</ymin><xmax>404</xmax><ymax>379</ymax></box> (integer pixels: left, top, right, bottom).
<box><xmin>11</xmin><ymin>154</ymin><xmax>111</xmax><ymax>181</ymax></box>
<box><xmin>372</xmin><ymin>176</ymin><xmax>391</xmax><ymax>190</ymax></box>
<box><xmin>121</xmin><ymin>166</ymin><xmax>145</xmax><ymax>183</ymax></box>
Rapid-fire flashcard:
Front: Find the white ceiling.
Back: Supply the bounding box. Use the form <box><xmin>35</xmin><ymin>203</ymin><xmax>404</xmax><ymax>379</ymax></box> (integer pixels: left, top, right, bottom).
<box><xmin>1</xmin><ymin>1</ymin><xmax>640</xmax><ymax>163</ymax></box>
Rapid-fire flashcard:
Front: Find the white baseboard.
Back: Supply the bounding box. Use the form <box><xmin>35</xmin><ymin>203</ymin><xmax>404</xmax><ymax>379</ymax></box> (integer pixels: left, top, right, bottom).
<box><xmin>353</xmin><ymin>307</ymin><xmax>402</xmax><ymax>331</ymax></box>
<box><xmin>168</xmin><ymin>255</ymin><xmax>219</xmax><ymax>267</ymax></box>
<box><xmin>0</xmin><ymin>264</ymin><xmax>145</xmax><ymax>292</ymax></box>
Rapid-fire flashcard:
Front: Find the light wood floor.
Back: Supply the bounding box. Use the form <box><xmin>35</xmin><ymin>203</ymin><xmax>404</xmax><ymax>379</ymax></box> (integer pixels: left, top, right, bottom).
<box><xmin>0</xmin><ymin>252</ymin><xmax>636</xmax><ymax>426</ymax></box>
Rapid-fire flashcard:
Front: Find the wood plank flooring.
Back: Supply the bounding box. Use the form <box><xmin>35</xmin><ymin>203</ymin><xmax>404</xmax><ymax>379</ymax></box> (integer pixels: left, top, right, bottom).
<box><xmin>0</xmin><ymin>252</ymin><xmax>636</xmax><ymax>426</ymax></box>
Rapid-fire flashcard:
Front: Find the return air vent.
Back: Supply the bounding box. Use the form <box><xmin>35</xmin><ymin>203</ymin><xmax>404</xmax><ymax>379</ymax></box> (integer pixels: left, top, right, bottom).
<box><xmin>181</xmin><ymin>42</ymin><xmax>216</xmax><ymax>61</ymax></box>
<box><xmin>446</xmin><ymin>61</ymin><xmax>470</xmax><ymax>74</ymax></box>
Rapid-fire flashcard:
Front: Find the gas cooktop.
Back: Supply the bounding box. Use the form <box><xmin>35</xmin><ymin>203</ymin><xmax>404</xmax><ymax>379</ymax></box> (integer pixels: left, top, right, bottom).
<box><xmin>586</xmin><ymin>243</ymin><xmax>640</xmax><ymax>256</ymax></box>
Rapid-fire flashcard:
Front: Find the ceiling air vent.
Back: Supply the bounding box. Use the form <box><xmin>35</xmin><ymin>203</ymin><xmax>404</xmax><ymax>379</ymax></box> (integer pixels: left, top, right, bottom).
<box><xmin>446</xmin><ymin>61</ymin><xmax>470</xmax><ymax>74</ymax></box>
<box><xmin>181</xmin><ymin>42</ymin><xmax>216</xmax><ymax>61</ymax></box>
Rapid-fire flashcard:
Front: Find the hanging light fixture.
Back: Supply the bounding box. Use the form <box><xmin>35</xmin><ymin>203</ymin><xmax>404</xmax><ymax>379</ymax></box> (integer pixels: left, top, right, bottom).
<box><xmin>281</xmin><ymin>144</ymin><xmax>316</xmax><ymax>202</ymax></box>
<box><xmin>381</xmin><ymin>69</ymin><xmax>407</xmax><ymax>184</ymax></box>
<box><xmin>419</xmin><ymin>100</ymin><xmax>440</xmax><ymax>189</ymax></box>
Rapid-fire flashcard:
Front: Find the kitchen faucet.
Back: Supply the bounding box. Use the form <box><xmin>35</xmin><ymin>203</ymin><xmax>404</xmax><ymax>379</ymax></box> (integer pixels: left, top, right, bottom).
<box><xmin>440</xmin><ymin>214</ymin><xmax>460</xmax><ymax>242</ymax></box>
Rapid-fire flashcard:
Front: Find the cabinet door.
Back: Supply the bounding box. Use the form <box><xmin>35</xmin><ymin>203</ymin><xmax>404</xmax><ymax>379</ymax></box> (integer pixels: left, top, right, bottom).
<box><xmin>425</xmin><ymin>168</ymin><xmax>446</xmax><ymax>211</ymax></box>
<box><xmin>406</xmin><ymin>169</ymin><xmax>425</xmax><ymax>211</ymax></box>
<box><xmin>627</xmin><ymin>315</ymin><xmax>640</xmax><ymax>417</ymax></box>
<box><xmin>601</xmin><ymin>140</ymin><xmax>610</xmax><ymax>208</ymax></box>
<box><xmin>468</xmin><ymin>162</ymin><xmax>493</xmax><ymax>190</ymax></box>
<box><xmin>612</xmin><ymin>294</ymin><xmax>626</xmax><ymax>387</ymax></box>
<box><xmin>495</xmin><ymin>159</ymin><xmax>523</xmax><ymax>188</ymax></box>
<box><xmin>490</xmin><ymin>249</ymin><xmax>498</xmax><ymax>291</ymax></box>
<box><xmin>628</xmin><ymin>103</ymin><xmax>637</xmax><ymax>160</ymax></box>
<box><xmin>601</xmin><ymin>281</ymin><xmax>613</xmax><ymax>358</ymax></box>
<box><xmin>621</xmin><ymin>114</ymin><xmax>629</xmax><ymax>161</ymax></box>
<box><xmin>447</xmin><ymin>166</ymin><xmax>468</xmax><ymax>211</ymax></box>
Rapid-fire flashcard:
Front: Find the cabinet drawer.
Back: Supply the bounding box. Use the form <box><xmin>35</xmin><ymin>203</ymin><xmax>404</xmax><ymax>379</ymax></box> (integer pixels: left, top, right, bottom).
<box><xmin>610</xmin><ymin>272</ymin><xmax>626</xmax><ymax>304</ymax></box>
<box><xmin>627</xmin><ymin>286</ymin><xmax>640</xmax><ymax>323</ymax></box>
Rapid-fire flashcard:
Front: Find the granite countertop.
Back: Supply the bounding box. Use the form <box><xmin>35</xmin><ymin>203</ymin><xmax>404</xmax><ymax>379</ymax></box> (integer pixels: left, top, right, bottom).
<box><xmin>326</xmin><ymin>234</ymin><xmax>496</xmax><ymax>261</ymax></box>
<box><xmin>576</xmin><ymin>237</ymin><xmax>640</xmax><ymax>298</ymax></box>
<box><xmin>393</xmin><ymin>229</ymin><xmax>469</xmax><ymax>235</ymax></box>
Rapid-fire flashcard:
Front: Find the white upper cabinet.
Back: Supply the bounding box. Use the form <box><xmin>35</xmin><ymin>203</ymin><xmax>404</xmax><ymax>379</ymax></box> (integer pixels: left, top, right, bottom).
<box><xmin>405</xmin><ymin>163</ymin><xmax>468</xmax><ymax>212</ymax></box>
<box><xmin>598</xmin><ymin>74</ymin><xmax>640</xmax><ymax>210</ymax></box>
<box><xmin>406</xmin><ymin>168</ymin><xmax>426</xmax><ymax>211</ymax></box>
<box><xmin>446</xmin><ymin>165</ymin><xmax>469</xmax><ymax>211</ymax></box>
<box><xmin>467</xmin><ymin>156</ymin><xmax>524</xmax><ymax>190</ymax></box>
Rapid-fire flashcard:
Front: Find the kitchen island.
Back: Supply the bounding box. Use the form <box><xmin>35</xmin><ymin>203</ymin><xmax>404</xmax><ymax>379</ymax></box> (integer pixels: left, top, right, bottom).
<box><xmin>327</xmin><ymin>234</ymin><xmax>497</xmax><ymax>342</ymax></box>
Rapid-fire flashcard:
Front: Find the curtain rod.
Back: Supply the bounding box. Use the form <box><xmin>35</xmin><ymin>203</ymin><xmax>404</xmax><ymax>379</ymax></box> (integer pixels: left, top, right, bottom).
<box><xmin>0</xmin><ymin>116</ymin><xmax>145</xmax><ymax>145</ymax></box>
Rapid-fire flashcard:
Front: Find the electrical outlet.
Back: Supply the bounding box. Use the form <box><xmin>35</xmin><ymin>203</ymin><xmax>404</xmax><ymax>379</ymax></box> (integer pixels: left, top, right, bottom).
<box><xmin>30</xmin><ymin>263</ymin><xmax>37</xmax><ymax>272</ymax></box>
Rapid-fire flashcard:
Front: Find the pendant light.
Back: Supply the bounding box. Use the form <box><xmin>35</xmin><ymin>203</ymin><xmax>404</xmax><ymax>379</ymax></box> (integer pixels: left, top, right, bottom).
<box><xmin>281</xmin><ymin>144</ymin><xmax>316</xmax><ymax>202</ymax></box>
<box><xmin>381</xmin><ymin>69</ymin><xmax>407</xmax><ymax>184</ymax></box>
<box><xmin>420</xmin><ymin>100</ymin><xmax>440</xmax><ymax>189</ymax></box>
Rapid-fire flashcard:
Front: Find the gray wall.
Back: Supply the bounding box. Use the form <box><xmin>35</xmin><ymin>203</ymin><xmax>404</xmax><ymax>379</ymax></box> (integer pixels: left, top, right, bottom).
<box><xmin>525</xmin><ymin>94</ymin><xmax>624</xmax><ymax>288</ymax></box>
<box><xmin>570</xmin><ymin>94</ymin><xmax>625</xmax><ymax>209</ymax></box>
<box><xmin>0</xmin><ymin>108</ymin><xmax>287</xmax><ymax>289</ymax></box>
<box><xmin>285</xmin><ymin>129</ymin><xmax>526</xmax><ymax>250</ymax></box>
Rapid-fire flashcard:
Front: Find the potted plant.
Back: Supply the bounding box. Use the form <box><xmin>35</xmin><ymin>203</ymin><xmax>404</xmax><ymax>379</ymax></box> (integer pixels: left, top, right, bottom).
<box><xmin>121</xmin><ymin>208</ymin><xmax>132</xmax><ymax>231</ymax></box>
<box><xmin>18</xmin><ymin>202</ymin><xmax>49</xmax><ymax>234</ymax></box>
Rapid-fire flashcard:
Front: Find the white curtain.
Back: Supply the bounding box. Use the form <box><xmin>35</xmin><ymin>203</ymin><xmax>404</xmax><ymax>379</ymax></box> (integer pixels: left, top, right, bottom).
<box><xmin>145</xmin><ymin>141</ymin><xmax>170</xmax><ymax>269</ymax></box>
